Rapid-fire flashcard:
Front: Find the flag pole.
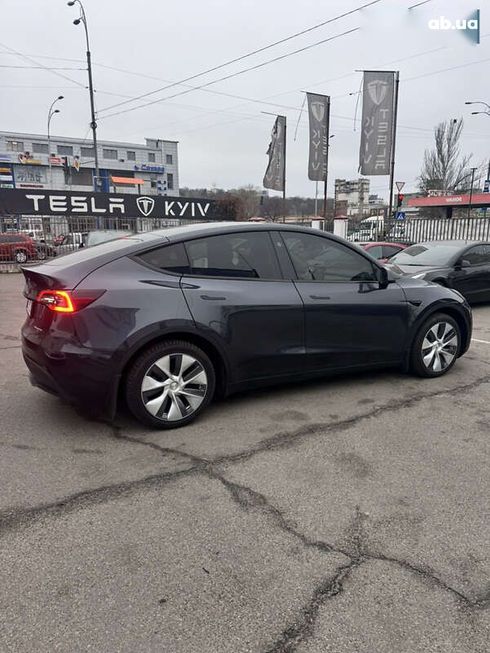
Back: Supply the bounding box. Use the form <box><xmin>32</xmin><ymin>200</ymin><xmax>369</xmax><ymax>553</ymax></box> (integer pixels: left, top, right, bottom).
<box><xmin>388</xmin><ymin>71</ymin><xmax>400</xmax><ymax>221</ymax></box>
<box><xmin>323</xmin><ymin>98</ymin><xmax>331</xmax><ymax>226</ymax></box>
<box><xmin>283</xmin><ymin>117</ymin><xmax>287</xmax><ymax>222</ymax></box>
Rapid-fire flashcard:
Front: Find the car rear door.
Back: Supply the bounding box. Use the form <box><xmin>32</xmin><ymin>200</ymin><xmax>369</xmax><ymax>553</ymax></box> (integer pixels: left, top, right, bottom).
<box><xmin>278</xmin><ymin>231</ymin><xmax>409</xmax><ymax>371</ymax></box>
<box><xmin>180</xmin><ymin>230</ymin><xmax>305</xmax><ymax>385</ymax></box>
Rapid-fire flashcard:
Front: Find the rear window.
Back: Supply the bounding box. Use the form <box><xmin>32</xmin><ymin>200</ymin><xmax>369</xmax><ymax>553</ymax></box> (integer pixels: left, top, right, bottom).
<box><xmin>44</xmin><ymin>235</ymin><xmax>145</xmax><ymax>265</ymax></box>
<box><xmin>137</xmin><ymin>243</ymin><xmax>190</xmax><ymax>274</ymax></box>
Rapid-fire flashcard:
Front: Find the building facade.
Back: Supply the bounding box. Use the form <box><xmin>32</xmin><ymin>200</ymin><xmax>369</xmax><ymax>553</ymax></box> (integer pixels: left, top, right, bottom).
<box><xmin>0</xmin><ymin>132</ymin><xmax>179</xmax><ymax>196</ymax></box>
<box><xmin>334</xmin><ymin>178</ymin><xmax>371</xmax><ymax>218</ymax></box>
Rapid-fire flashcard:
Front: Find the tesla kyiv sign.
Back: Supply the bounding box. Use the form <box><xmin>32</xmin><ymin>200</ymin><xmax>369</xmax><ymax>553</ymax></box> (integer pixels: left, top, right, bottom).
<box><xmin>0</xmin><ymin>189</ymin><xmax>234</xmax><ymax>220</ymax></box>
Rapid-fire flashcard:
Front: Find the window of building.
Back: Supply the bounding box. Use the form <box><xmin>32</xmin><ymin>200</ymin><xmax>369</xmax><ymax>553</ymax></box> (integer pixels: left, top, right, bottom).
<box><xmin>6</xmin><ymin>141</ymin><xmax>24</xmax><ymax>152</ymax></box>
<box><xmin>166</xmin><ymin>154</ymin><xmax>173</xmax><ymax>165</ymax></box>
<box><xmin>81</xmin><ymin>146</ymin><xmax>95</xmax><ymax>158</ymax></box>
<box><xmin>185</xmin><ymin>232</ymin><xmax>281</xmax><ymax>279</ymax></box>
<box><xmin>71</xmin><ymin>168</ymin><xmax>94</xmax><ymax>186</ymax></box>
<box><xmin>32</xmin><ymin>143</ymin><xmax>48</xmax><ymax>154</ymax></box>
<box><xmin>150</xmin><ymin>179</ymin><xmax>157</xmax><ymax>189</ymax></box>
<box><xmin>281</xmin><ymin>232</ymin><xmax>377</xmax><ymax>283</ymax></box>
<box><xmin>137</xmin><ymin>243</ymin><xmax>190</xmax><ymax>275</ymax></box>
<box><xmin>103</xmin><ymin>148</ymin><xmax>118</xmax><ymax>160</ymax></box>
<box><xmin>167</xmin><ymin>173</ymin><xmax>174</xmax><ymax>190</ymax></box>
<box><xmin>148</xmin><ymin>152</ymin><xmax>156</xmax><ymax>162</ymax></box>
<box><xmin>127</xmin><ymin>150</ymin><xmax>136</xmax><ymax>161</ymax></box>
<box><xmin>57</xmin><ymin>145</ymin><xmax>73</xmax><ymax>156</ymax></box>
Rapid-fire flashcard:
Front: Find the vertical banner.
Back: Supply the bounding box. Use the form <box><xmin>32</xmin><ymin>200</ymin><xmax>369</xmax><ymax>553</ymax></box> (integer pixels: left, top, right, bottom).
<box><xmin>359</xmin><ymin>71</ymin><xmax>395</xmax><ymax>176</ymax></box>
<box><xmin>263</xmin><ymin>116</ymin><xmax>286</xmax><ymax>192</ymax></box>
<box><xmin>307</xmin><ymin>93</ymin><xmax>330</xmax><ymax>181</ymax></box>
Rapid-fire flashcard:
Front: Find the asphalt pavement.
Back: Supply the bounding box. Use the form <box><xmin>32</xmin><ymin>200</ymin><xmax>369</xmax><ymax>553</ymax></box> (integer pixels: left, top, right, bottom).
<box><xmin>0</xmin><ymin>272</ymin><xmax>488</xmax><ymax>652</ymax></box>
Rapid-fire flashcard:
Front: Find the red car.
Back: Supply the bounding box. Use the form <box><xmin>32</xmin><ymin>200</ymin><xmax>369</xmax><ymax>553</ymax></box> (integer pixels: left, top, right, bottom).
<box><xmin>359</xmin><ymin>241</ymin><xmax>409</xmax><ymax>264</ymax></box>
<box><xmin>0</xmin><ymin>233</ymin><xmax>39</xmax><ymax>263</ymax></box>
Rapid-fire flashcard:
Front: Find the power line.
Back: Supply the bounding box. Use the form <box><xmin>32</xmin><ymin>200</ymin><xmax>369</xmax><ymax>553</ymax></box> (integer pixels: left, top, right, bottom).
<box><xmin>98</xmin><ymin>0</ymin><xmax>382</xmax><ymax>114</ymax></box>
<box><xmin>0</xmin><ymin>65</ymin><xmax>84</xmax><ymax>70</ymax></box>
<box><xmin>98</xmin><ymin>27</ymin><xmax>360</xmax><ymax>121</ymax></box>
<box><xmin>0</xmin><ymin>42</ymin><xmax>86</xmax><ymax>88</ymax></box>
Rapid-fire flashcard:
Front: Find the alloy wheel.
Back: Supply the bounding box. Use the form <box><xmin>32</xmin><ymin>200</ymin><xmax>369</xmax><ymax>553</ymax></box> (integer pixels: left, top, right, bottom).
<box><xmin>421</xmin><ymin>322</ymin><xmax>458</xmax><ymax>373</ymax></box>
<box><xmin>15</xmin><ymin>251</ymin><xmax>28</xmax><ymax>264</ymax></box>
<box><xmin>141</xmin><ymin>353</ymin><xmax>208</xmax><ymax>421</ymax></box>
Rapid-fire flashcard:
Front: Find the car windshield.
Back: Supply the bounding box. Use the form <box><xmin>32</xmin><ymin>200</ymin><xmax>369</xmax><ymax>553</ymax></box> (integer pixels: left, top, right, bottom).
<box><xmin>390</xmin><ymin>243</ymin><xmax>462</xmax><ymax>266</ymax></box>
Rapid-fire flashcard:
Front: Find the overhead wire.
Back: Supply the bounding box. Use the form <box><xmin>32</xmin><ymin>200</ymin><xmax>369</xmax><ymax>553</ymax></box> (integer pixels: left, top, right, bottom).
<box><xmin>97</xmin><ymin>0</ymin><xmax>383</xmax><ymax>114</ymax></box>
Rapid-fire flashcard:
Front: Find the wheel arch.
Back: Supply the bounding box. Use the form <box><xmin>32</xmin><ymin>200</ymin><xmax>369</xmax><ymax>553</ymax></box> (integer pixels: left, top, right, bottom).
<box><xmin>118</xmin><ymin>330</ymin><xmax>229</xmax><ymax>402</ymax></box>
<box><xmin>404</xmin><ymin>303</ymin><xmax>470</xmax><ymax>370</ymax></box>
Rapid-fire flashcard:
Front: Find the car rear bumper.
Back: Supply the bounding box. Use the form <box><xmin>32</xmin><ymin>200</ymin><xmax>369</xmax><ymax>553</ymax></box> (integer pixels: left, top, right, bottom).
<box><xmin>21</xmin><ymin>328</ymin><xmax>120</xmax><ymax>421</ymax></box>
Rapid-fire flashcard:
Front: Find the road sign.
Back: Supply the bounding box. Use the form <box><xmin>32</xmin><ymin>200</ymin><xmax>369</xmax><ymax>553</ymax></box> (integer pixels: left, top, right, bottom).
<box><xmin>483</xmin><ymin>179</ymin><xmax>490</xmax><ymax>193</ymax></box>
<box><xmin>396</xmin><ymin>211</ymin><xmax>406</xmax><ymax>220</ymax></box>
<box><xmin>395</xmin><ymin>181</ymin><xmax>405</xmax><ymax>192</ymax></box>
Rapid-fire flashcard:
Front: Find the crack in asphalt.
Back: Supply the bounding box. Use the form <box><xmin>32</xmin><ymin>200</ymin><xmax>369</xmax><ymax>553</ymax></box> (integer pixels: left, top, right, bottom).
<box><xmin>264</xmin><ymin>560</ymin><xmax>361</xmax><ymax>653</ymax></box>
<box><xmin>0</xmin><ymin>374</ymin><xmax>488</xmax><ymax>650</ymax></box>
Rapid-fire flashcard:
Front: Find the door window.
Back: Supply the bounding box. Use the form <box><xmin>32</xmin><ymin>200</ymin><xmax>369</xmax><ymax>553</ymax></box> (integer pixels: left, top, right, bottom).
<box><xmin>282</xmin><ymin>232</ymin><xmax>377</xmax><ymax>282</ymax></box>
<box><xmin>366</xmin><ymin>245</ymin><xmax>383</xmax><ymax>259</ymax></box>
<box><xmin>185</xmin><ymin>232</ymin><xmax>281</xmax><ymax>279</ymax></box>
<box><xmin>463</xmin><ymin>246</ymin><xmax>490</xmax><ymax>266</ymax></box>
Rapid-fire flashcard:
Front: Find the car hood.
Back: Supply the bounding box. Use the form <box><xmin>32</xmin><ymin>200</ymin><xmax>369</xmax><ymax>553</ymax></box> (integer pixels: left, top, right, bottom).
<box><xmin>386</xmin><ymin>263</ymin><xmax>448</xmax><ymax>276</ymax></box>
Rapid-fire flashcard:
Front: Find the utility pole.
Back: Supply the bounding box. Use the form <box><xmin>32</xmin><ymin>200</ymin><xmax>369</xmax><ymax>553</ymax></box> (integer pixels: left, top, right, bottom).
<box><xmin>47</xmin><ymin>96</ymin><xmax>63</xmax><ymax>187</ymax></box>
<box><xmin>468</xmin><ymin>167</ymin><xmax>477</xmax><ymax>219</ymax></box>
<box><xmin>68</xmin><ymin>0</ymin><xmax>100</xmax><ymax>191</ymax></box>
<box><xmin>388</xmin><ymin>72</ymin><xmax>400</xmax><ymax>221</ymax></box>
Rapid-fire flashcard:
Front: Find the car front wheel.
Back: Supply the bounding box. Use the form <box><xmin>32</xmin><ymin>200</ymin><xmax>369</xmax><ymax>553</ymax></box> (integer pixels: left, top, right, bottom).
<box><xmin>125</xmin><ymin>340</ymin><xmax>216</xmax><ymax>428</ymax></box>
<box><xmin>410</xmin><ymin>313</ymin><xmax>460</xmax><ymax>377</ymax></box>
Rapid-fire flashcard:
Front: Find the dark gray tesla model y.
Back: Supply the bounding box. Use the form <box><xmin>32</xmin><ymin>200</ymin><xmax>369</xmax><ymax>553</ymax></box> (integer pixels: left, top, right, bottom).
<box><xmin>21</xmin><ymin>223</ymin><xmax>472</xmax><ymax>429</ymax></box>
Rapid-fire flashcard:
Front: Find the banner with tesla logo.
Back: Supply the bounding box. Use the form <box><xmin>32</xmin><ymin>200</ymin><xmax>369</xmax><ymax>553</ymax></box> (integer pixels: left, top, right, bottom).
<box><xmin>263</xmin><ymin>115</ymin><xmax>286</xmax><ymax>192</ymax></box>
<box><xmin>307</xmin><ymin>93</ymin><xmax>330</xmax><ymax>182</ymax></box>
<box><xmin>0</xmin><ymin>189</ymin><xmax>234</xmax><ymax>220</ymax></box>
<box><xmin>359</xmin><ymin>71</ymin><xmax>396</xmax><ymax>176</ymax></box>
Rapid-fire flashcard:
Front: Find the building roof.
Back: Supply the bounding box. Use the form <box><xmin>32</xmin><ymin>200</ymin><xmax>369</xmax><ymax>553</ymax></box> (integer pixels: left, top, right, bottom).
<box><xmin>0</xmin><ymin>131</ymin><xmax>178</xmax><ymax>148</ymax></box>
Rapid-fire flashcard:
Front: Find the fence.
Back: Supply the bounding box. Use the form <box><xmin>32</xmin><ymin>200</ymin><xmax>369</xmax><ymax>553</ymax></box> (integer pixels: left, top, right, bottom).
<box><xmin>348</xmin><ymin>216</ymin><xmax>490</xmax><ymax>244</ymax></box>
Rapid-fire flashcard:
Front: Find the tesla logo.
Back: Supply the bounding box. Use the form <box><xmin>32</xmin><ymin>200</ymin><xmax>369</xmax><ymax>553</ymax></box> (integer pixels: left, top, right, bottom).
<box><xmin>311</xmin><ymin>101</ymin><xmax>325</xmax><ymax>123</ymax></box>
<box><xmin>367</xmin><ymin>80</ymin><xmax>388</xmax><ymax>106</ymax></box>
<box><xmin>136</xmin><ymin>196</ymin><xmax>155</xmax><ymax>217</ymax></box>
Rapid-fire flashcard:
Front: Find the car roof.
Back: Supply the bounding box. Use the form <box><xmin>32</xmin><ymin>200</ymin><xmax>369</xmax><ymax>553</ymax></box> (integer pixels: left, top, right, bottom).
<box><xmin>413</xmin><ymin>240</ymin><xmax>490</xmax><ymax>246</ymax></box>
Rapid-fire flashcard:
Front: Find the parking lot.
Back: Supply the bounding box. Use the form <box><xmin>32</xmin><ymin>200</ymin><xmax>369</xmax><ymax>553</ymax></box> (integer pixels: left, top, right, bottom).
<box><xmin>0</xmin><ymin>272</ymin><xmax>489</xmax><ymax>652</ymax></box>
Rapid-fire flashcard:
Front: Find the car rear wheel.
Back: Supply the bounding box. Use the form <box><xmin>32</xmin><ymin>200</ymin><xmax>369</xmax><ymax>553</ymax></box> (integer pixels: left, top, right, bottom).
<box><xmin>125</xmin><ymin>340</ymin><xmax>215</xmax><ymax>429</ymax></box>
<box><xmin>410</xmin><ymin>313</ymin><xmax>460</xmax><ymax>378</ymax></box>
<box><xmin>14</xmin><ymin>250</ymin><xmax>28</xmax><ymax>264</ymax></box>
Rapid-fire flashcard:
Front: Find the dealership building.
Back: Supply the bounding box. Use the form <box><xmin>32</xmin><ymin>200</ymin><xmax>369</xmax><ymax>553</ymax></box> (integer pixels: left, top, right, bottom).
<box><xmin>0</xmin><ymin>131</ymin><xmax>179</xmax><ymax>196</ymax></box>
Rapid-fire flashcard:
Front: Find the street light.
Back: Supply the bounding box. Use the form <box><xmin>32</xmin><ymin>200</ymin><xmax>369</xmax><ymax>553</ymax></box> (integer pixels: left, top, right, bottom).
<box><xmin>47</xmin><ymin>95</ymin><xmax>64</xmax><ymax>186</ymax></box>
<box><xmin>67</xmin><ymin>0</ymin><xmax>100</xmax><ymax>191</ymax></box>
<box><xmin>466</xmin><ymin>102</ymin><xmax>490</xmax><ymax>182</ymax></box>
<box><xmin>465</xmin><ymin>100</ymin><xmax>490</xmax><ymax>111</ymax></box>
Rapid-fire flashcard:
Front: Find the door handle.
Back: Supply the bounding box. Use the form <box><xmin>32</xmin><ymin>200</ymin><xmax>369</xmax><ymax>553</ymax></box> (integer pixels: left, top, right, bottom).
<box><xmin>309</xmin><ymin>295</ymin><xmax>331</xmax><ymax>300</ymax></box>
<box><xmin>201</xmin><ymin>294</ymin><xmax>226</xmax><ymax>301</ymax></box>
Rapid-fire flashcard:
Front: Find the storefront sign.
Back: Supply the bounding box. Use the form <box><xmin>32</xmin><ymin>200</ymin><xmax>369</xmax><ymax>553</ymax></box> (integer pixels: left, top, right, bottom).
<box><xmin>134</xmin><ymin>164</ymin><xmax>165</xmax><ymax>173</ymax></box>
<box><xmin>0</xmin><ymin>189</ymin><xmax>235</xmax><ymax>220</ymax></box>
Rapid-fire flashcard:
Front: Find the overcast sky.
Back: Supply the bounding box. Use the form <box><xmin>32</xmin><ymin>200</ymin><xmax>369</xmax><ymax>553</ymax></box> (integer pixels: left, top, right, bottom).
<box><xmin>0</xmin><ymin>0</ymin><xmax>488</xmax><ymax>198</ymax></box>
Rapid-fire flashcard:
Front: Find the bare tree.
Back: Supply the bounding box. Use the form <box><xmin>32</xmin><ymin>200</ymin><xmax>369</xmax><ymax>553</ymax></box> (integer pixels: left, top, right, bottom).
<box><xmin>418</xmin><ymin>118</ymin><xmax>473</xmax><ymax>194</ymax></box>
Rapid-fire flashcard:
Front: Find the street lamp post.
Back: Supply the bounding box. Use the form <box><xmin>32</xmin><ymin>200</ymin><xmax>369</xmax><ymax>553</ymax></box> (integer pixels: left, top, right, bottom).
<box><xmin>468</xmin><ymin>167</ymin><xmax>477</xmax><ymax>220</ymax></box>
<box><xmin>47</xmin><ymin>96</ymin><xmax>63</xmax><ymax>187</ymax></box>
<box><xmin>67</xmin><ymin>0</ymin><xmax>100</xmax><ymax>191</ymax></box>
<box><xmin>466</xmin><ymin>101</ymin><xmax>490</xmax><ymax>192</ymax></box>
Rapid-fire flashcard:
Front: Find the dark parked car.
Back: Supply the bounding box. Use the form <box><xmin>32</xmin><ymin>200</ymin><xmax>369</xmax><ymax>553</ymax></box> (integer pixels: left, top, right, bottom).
<box><xmin>21</xmin><ymin>224</ymin><xmax>472</xmax><ymax>429</ymax></box>
<box><xmin>387</xmin><ymin>240</ymin><xmax>490</xmax><ymax>303</ymax></box>
<box><xmin>0</xmin><ymin>232</ymin><xmax>38</xmax><ymax>263</ymax></box>
<box><xmin>359</xmin><ymin>241</ymin><xmax>410</xmax><ymax>263</ymax></box>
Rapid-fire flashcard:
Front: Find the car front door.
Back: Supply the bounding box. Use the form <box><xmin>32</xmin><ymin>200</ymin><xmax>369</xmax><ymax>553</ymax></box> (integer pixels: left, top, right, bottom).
<box><xmin>452</xmin><ymin>245</ymin><xmax>490</xmax><ymax>302</ymax></box>
<box><xmin>180</xmin><ymin>231</ymin><xmax>305</xmax><ymax>386</ymax></box>
<box><xmin>279</xmin><ymin>231</ymin><xmax>410</xmax><ymax>371</ymax></box>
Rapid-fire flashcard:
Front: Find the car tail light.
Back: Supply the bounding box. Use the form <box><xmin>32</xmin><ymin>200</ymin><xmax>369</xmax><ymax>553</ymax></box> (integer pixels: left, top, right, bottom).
<box><xmin>36</xmin><ymin>289</ymin><xmax>105</xmax><ymax>313</ymax></box>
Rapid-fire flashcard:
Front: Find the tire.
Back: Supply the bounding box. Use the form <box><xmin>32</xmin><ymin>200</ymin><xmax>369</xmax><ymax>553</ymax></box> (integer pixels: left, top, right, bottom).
<box><xmin>410</xmin><ymin>313</ymin><xmax>460</xmax><ymax>378</ymax></box>
<box><xmin>125</xmin><ymin>340</ymin><xmax>216</xmax><ymax>429</ymax></box>
<box><xmin>14</xmin><ymin>250</ymin><xmax>28</xmax><ymax>264</ymax></box>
